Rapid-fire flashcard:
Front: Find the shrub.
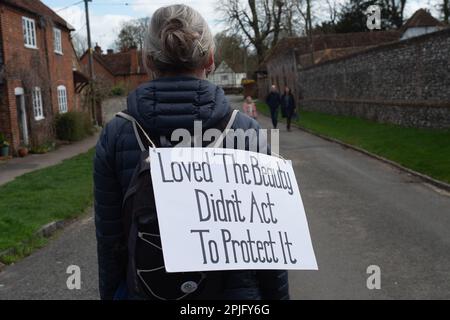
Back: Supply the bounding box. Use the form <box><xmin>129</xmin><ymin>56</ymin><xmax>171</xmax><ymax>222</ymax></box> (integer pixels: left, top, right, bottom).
<box><xmin>31</xmin><ymin>141</ymin><xmax>56</xmax><ymax>154</ymax></box>
<box><xmin>0</xmin><ymin>133</ymin><xmax>10</xmax><ymax>147</ymax></box>
<box><xmin>111</xmin><ymin>84</ymin><xmax>126</xmax><ymax>96</ymax></box>
<box><xmin>55</xmin><ymin>112</ymin><xmax>93</xmax><ymax>142</ymax></box>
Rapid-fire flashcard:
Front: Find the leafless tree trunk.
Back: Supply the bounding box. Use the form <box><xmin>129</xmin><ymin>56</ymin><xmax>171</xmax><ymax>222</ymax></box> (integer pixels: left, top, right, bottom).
<box><xmin>294</xmin><ymin>0</ymin><xmax>314</xmax><ymax>65</ymax></box>
<box><xmin>283</xmin><ymin>0</ymin><xmax>297</xmax><ymax>36</ymax></box>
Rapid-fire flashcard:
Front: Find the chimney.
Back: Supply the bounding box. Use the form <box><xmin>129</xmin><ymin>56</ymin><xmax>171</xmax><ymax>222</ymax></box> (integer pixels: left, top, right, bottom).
<box><xmin>129</xmin><ymin>45</ymin><xmax>139</xmax><ymax>74</ymax></box>
<box><xmin>107</xmin><ymin>49</ymin><xmax>114</xmax><ymax>55</ymax></box>
<box><xmin>94</xmin><ymin>43</ymin><xmax>102</xmax><ymax>54</ymax></box>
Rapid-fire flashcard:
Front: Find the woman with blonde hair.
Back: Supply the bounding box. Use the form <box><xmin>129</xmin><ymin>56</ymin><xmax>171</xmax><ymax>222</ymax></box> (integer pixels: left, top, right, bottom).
<box><xmin>94</xmin><ymin>4</ymin><xmax>289</xmax><ymax>300</ymax></box>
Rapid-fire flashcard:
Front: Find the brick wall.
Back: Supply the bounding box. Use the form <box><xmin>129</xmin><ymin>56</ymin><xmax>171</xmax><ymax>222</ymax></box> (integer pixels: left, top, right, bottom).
<box><xmin>0</xmin><ymin>9</ymin><xmax>3</xmax><ymax>76</ymax></box>
<box><xmin>298</xmin><ymin>29</ymin><xmax>450</xmax><ymax>128</ymax></box>
<box><xmin>80</xmin><ymin>56</ymin><xmax>114</xmax><ymax>94</ymax></box>
<box><xmin>115</xmin><ymin>73</ymin><xmax>150</xmax><ymax>92</ymax></box>
<box><xmin>0</xmin><ymin>84</ymin><xmax>10</xmax><ymax>141</ymax></box>
<box><xmin>5</xmin><ymin>80</ymin><xmax>22</xmax><ymax>150</ymax></box>
<box><xmin>80</xmin><ymin>55</ymin><xmax>151</xmax><ymax>97</ymax></box>
<box><xmin>256</xmin><ymin>74</ymin><xmax>270</xmax><ymax>102</ymax></box>
<box><xmin>46</xmin><ymin>24</ymin><xmax>77</xmax><ymax>115</ymax></box>
<box><xmin>266</xmin><ymin>51</ymin><xmax>299</xmax><ymax>100</ymax></box>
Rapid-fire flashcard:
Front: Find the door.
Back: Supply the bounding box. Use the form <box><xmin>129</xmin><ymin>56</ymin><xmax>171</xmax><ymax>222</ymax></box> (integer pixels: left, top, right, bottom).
<box><xmin>14</xmin><ymin>88</ymin><xmax>29</xmax><ymax>146</ymax></box>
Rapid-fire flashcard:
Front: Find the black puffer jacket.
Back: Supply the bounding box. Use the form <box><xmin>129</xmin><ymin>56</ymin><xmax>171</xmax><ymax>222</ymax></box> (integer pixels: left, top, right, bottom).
<box><xmin>94</xmin><ymin>76</ymin><xmax>290</xmax><ymax>300</ymax></box>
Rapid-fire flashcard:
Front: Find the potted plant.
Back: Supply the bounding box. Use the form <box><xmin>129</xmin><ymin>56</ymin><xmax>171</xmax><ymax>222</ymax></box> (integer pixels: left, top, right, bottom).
<box><xmin>18</xmin><ymin>145</ymin><xmax>29</xmax><ymax>157</ymax></box>
<box><xmin>0</xmin><ymin>133</ymin><xmax>10</xmax><ymax>157</ymax></box>
<box><xmin>1</xmin><ymin>140</ymin><xmax>10</xmax><ymax>157</ymax></box>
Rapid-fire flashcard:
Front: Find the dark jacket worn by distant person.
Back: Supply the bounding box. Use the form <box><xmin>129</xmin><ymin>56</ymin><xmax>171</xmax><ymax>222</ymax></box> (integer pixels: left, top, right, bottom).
<box><xmin>266</xmin><ymin>91</ymin><xmax>281</xmax><ymax>110</ymax></box>
<box><xmin>281</xmin><ymin>94</ymin><xmax>296</xmax><ymax>117</ymax></box>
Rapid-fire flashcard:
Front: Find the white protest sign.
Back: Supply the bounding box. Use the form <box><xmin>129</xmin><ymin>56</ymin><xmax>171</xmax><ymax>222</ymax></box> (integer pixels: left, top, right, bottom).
<box><xmin>150</xmin><ymin>147</ymin><xmax>318</xmax><ymax>273</ymax></box>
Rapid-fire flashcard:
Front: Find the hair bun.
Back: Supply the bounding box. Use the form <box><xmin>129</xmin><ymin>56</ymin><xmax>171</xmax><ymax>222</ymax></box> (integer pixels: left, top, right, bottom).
<box><xmin>144</xmin><ymin>5</ymin><xmax>214</xmax><ymax>73</ymax></box>
<box><xmin>161</xmin><ymin>18</ymin><xmax>198</xmax><ymax>65</ymax></box>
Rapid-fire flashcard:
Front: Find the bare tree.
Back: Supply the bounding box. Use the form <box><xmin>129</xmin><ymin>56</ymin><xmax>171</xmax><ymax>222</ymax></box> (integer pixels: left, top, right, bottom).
<box><xmin>382</xmin><ymin>0</ymin><xmax>408</xmax><ymax>28</ymax></box>
<box><xmin>324</xmin><ymin>0</ymin><xmax>339</xmax><ymax>25</ymax></box>
<box><xmin>293</xmin><ymin>0</ymin><xmax>314</xmax><ymax>64</ymax></box>
<box><xmin>114</xmin><ymin>17</ymin><xmax>150</xmax><ymax>52</ymax></box>
<box><xmin>71</xmin><ymin>34</ymin><xmax>88</xmax><ymax>58</ymax></box>
<box><xmin>281</xmin><ymin>0</ymin><xmax>303</xmax><ymax>36</ymax></box>
<box><xmin>214</xmin><ymin>32</ymin><xmax>259</xmax><ymax>76</ymax></box>
<box><xmin>219</xmin><ymin>0</ymin><xmax>285</xmax><ymax>64</ymax></box>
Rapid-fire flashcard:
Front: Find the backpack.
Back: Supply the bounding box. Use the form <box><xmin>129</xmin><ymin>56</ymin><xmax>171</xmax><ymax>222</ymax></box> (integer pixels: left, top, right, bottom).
<box><xmin>116</xmin><ymin>108</ymin><xmax>239</xmax><ymax>300</ymax></box>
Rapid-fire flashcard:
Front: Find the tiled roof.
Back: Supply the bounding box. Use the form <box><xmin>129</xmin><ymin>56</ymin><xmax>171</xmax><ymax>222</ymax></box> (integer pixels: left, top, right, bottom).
<box><xmin>308</xmin><ymin>47</ymin><xmax>369</xmax><ymax>65</ymax></box>
<box><xmin>215</xmin><ymin>60</ymin><xmax>245</xmax><ymax>74</ymax></box>
<box><xmin>260</xmin><ymin>9</ymin><xmax>445</xmax><ymax>69</ymax></box>
<box><xmin>2</xmin><ymin>0</ymin><xmax>73</xmax><ymax>30</ymax></box>
<box><xmin>82</xmin><ymin>48</ymin><xmax>146</xmax><ymax>76</ymax></box>
<box><xmin>401</xmin><ymin>9</ymin><xmax>445</xmax><ymax>31</ymax></box>
<box><xmin>214</xmin><ymin>61</ymin><xmax>234</xmax><ymax>73</ymax></box>
<box><xmin>101</xmin><ymin>51</ymin><xmax>145</xmax><ymax>75</ymax></box>
<box><xmin>264</xmin><ymin>31</ymin><xmax>401</xmax><ymax>64</ymax></box>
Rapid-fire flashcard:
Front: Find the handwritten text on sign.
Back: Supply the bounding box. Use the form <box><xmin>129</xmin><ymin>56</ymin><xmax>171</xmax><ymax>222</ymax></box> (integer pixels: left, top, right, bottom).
<box><xmin>150</xmin><ymin>148</ymin><xmax>318</xmax><ymax>273</ymax></box>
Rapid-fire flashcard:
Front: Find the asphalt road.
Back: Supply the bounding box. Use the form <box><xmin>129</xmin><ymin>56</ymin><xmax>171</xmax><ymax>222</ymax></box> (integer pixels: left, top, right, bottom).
<box><xmin>0</xmin><ymin>213</ymin><xmax>98</xmax><ymax>300</ymax></box>
<box><xmin>1</xmin><ymin>95</ymin><xmax>449</xmax><ymax>300</ymax></box>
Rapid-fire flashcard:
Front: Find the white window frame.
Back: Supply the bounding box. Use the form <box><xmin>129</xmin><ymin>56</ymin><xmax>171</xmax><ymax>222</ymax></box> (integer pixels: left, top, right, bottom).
<box><xmin>57</xmin><ymin>85</ymin><xmax>68</xmax><ymax>113</ymax></box>
<box><xmin>32</xmin><ymin>87</ymin><xmax>45</xmax><ymax>121</ymax></box>
<box><xmin>53</xmin><ymin>28</ymin><xmax>63</xmax><ymax>54</ymax></box>
<box><xmin>22</xmin><ymin>17</ymin><xmax>38</xmax><ymax>49</ymax></box>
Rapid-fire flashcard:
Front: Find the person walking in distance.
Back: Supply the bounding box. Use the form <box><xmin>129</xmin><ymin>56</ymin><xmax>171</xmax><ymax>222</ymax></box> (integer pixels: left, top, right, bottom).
<box><xmin>281</xmin><ymin>86</ymin><xmax>296</xmax><ymax>132</ymax></box>
<box><xmin>93</xmin><ymin>4</ymin><xmax>289</xmax><ymax>300</ymax></box>
<box><xmin>243</xmin><ymin>96</ymin><xmax>258</xmax><ymax>120</ymax></box>
<box><xmin>266</xmin><ymin>85</ymin><xmax>281</xmax><ymax>129</ymax></box>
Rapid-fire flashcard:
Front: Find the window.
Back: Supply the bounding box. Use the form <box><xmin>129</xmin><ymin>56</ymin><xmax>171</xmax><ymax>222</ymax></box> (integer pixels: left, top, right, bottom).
<box><xmin>53</xmin><ymin>28</ymin><xmax>63</xmax><ymax>54</ymax></box>
<box><xmin>221</xmin><ymin>75</ymin><xmax>229</xmax><ymax>81</ymax></box>
<box><xmin>32</xmin><ymin>87</ymin><xmax>44</xmax><ymax>120</ymax></box>
<box><xmin>57</xmin><ymin>86</ymin><xmax>68</xmax><ymax>113</ymax></box>
<box><xmin>22</xmin><ymin>17</ymin><xmax>37</xmax><ymax>49</ymax></box>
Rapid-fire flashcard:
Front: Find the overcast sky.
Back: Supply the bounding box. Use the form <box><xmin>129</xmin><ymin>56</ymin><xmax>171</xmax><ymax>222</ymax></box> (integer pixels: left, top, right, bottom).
<box><xmin>42</xmin><ymin>0</ymin><xmax>440</xmax><ymax>50</ymax></box>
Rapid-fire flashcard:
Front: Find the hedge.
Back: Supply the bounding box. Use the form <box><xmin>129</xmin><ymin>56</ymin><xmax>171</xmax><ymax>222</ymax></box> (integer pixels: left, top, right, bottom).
<box><xmin>54</xmin><ymin>112</ymin><xmax>94</xmax><ymax>142</ymax></box>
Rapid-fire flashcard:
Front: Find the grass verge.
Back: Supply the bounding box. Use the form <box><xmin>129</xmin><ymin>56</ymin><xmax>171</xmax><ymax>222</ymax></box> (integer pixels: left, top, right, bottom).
<box><xmin>0</xmin><ymin>149</ymin><xmax>94</xmax><ymax>264</ymax></box>
<box><xmin>256</xmin><ymin>101</ymin><xmax>450</xmax><ymax>184</ymax></box>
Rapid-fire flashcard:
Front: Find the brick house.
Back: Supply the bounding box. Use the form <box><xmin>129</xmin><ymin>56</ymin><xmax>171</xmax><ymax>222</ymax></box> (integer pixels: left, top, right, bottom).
<box><xmin>0</xmin><ymin>0</ymin><xmax>87</xmax><ymax>155</ymax></box>
<box><xmin>80</xmin><ymin>45</ymin><xmax>151</xmax><ymax>95</ymax></box>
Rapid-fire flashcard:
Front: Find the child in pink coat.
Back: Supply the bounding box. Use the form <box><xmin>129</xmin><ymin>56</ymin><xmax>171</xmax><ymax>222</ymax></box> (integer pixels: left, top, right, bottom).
<box><xmin>242</xmin><ymin>96</ymin><xmax>258</xmax><ymax>119</ymax></box>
